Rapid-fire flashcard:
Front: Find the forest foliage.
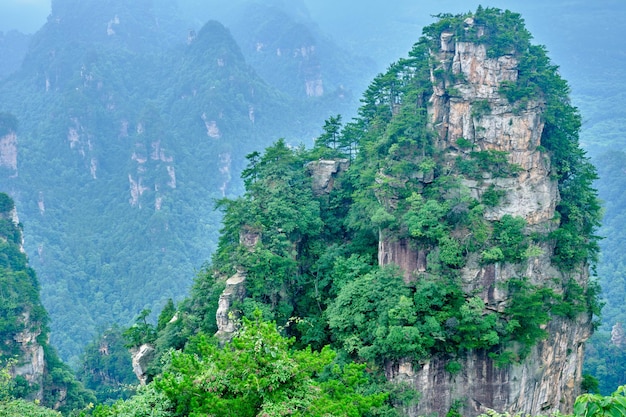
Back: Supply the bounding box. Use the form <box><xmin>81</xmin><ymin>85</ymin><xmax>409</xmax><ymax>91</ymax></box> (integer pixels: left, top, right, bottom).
<box><xmin>74</xmin><ymin>7</ymin><xmax>603</xmax><ymax>417</ymax></box>
<box><xmin>0</xmin><ymin>0</ymin><xmax>362</xmax><ymax>364</ymax></box>
<box><xmin>0</xmin><ymin>3</ymin><xmax>617</xmax><ymax>416</ymax></box>
<box><xmin>583</xmin><ymin>151</ymin><xmax>626</xmax><ymax>394</ymax></box>
<box><xmin>0</xmin><ymin>193</ymin><xmax>94</xmax><ymax>413</ymax></box>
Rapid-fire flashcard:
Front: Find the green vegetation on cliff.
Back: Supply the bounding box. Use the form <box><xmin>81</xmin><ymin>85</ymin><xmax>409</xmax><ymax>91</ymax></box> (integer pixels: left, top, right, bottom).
<box><xmin>0</xmin><ymin>193</ymin><xmax>94</xmax><ymax>413</ymax></box>
<box><xmin>0</xmin><ymin>0</ymin><xmax>362</xmax><ymax>364</ymax></box>
<box><xmin>84</xmin><ymin>7</ymin><xmax>601</xmax><ymax>417</ymax></box>
<box><xmin>93</xmin><ymin>314</ymin><xmax>405</xmax><ymax>417</ymax></box>
<box><xmin>206</xmin><ymin>6</ymin><xmax>599</xmax><ymax>365</ymax></box>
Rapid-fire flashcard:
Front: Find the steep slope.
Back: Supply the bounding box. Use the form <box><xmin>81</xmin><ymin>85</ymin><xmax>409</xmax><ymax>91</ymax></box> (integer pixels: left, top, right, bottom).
<box><xmin>175</xmin><ymin>0</ymin><xmax>372</xmax><ymax>127</ymax></box>
<box><xmin>224</xmin><ymin>2</ymin><xmax>372</xmax><ymax>102</ymax></box>
<box><xmin>0</xmin><ymin>190</ymin><xmax>93</xmax><ymax>412</ymax></box>
<box><xmin>171</xmin><ymin>7</ymin><xmax>600</xmax><ymax>417</ymax></box>
<box><xmin>375</xmin><ymin>12</ymin><xmax>597</xmax><ymax>415</ymax></box>
<box><xmin>0</xmin><ymin>190</ymin><xmax>47</xmax><ymax>401</ymax></box>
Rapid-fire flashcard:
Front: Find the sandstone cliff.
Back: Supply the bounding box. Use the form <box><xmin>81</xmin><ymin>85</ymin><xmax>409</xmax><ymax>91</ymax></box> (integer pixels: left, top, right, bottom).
<box><xmin>130</xmin><ymin>344</ymin><xmax>156</xmax><ymax>386</ymax></box>
<box><xmin>306</xmin><ymin>159</ymin><xmax>349</xmax><ymax>195</ymax></box>
<box><xmin>11</xmin><ymin>312</ymin><xmax>46</xmax><ymax>402</ymax></box>
<box><xmin>0</xmin><ymin>193</ymin><xmax>94</xmax><ymax>410</ymax></box>
<box><xmin>214</xmin><ymin>271</ymin><xmax>246</xmax><ymax>342</ymax></box>
<box><xmin>374</xmin><ymin>19</ymin><xmax>594</xmax><ymax>417</ymax></box>
<box><xmin>0</xmin><ymin>198</ymin><xmax>47</xmax><ymax>403</ymax></box>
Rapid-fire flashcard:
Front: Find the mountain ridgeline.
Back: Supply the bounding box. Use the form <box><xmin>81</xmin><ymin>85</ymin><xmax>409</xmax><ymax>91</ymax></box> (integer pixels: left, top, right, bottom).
<box><xmin>88</xmin><ymin>7</ymin><xmax>600</xmax><ymax>417</ymax></box>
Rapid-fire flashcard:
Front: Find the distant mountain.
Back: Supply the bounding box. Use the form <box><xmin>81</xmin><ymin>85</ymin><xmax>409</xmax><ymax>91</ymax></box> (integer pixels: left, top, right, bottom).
<box><xmin>0</xmin><ymin>0</ymin><xmax>362</xmax><ymax>363</ymax></box>
<box><xmin>215</xmin><ymin>2</ymin><xmax>373</xmax><ymax>102</ymax></box>
<box><xmin>0</xmin><ymin>31</ymin><xmax>30</xmax><ymax>81</ymax></box>
<box><xmin>170</xmin><ymin>0</ymin><xmax>374</xmax><ymax>123</ymax></box>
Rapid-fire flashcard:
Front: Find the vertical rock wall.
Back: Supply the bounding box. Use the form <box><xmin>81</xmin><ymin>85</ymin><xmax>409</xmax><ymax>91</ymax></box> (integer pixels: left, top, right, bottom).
<box><xmin>1</xmin><ymin>205</ymin><xmax>46</xmax><ymax>402</ymax></box>
<box><xmin>380</xmin><ymin>30</ymin><xmax>592</xmax><ymax>417</ymax></box>
<box><xmin>0</xmin><ymin>132</ymin><xmax>18</xmax><ymax>174</ymax></box>
<box><xmin>12</xmin><ymin>313</ymin><xmax>46</xmax><ymax>402</ymax></box>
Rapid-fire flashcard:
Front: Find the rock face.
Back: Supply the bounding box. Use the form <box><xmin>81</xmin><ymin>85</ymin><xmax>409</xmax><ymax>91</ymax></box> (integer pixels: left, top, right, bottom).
<box><xmin>215</xmin><ymin>271</ymin><xmax>246</xmax><ymax>342</ymax></box>
<box><xmin>389</xmin><ymin>313</ymin><xmax>590</xmax><ymax>416</ymax></box>
<box><xmin>12</xmin><ymin>313</ymin><xmax>46</xmax><ymax>402</ymax></box>
<box><xmin>379</xmin><ymin>30</ymin><xmax>592</xmax><ymax>417</ymax></box>
<box><xmin>0</xmin><ymin>132</ymin><xmax>18</xmax><ymax>174</ymax></box>
<box><xmin>379</xmin><ymin>238</ymin><xmax>427</xmax><ymax>283</ymax></box>
<box><xmin>611</xmin><ymin>322</ymin><xmax>626</xmax><ymax>348</ymax></box>
<box><xmin>213</xmin><ymin>228</ymin><xmax>259</xmax><ymax>342</ymax></box>
<box><xmin>0</xmin><ymin>204</ymin><xmax>46</xmax><ymax>402</ymax></box>
<box><xmin>306</xmin><ymin>159</ymin><xmax>349</xmax><ymax>195</ymax></box>
<box><xmin>429</xmin><ymin>37</ymin><xmax>557</xmax><ymax>226</ymax></box>
<box><xmin>131</xmin><ymin>344</ymin><xmax>156</xmax><ymax>385</ymax></box>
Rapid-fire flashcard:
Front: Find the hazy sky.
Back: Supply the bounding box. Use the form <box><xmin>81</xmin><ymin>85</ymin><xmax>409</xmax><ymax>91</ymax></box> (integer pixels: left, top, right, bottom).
<box><xmin>0</xmin><ymin>0</ymin><xmax>50</xmax><ymax>33</ymax></box>
<box><xmin>0</xmin><ymin>0</ymin><xmax>560</xmax><ymax>34</ymax></box>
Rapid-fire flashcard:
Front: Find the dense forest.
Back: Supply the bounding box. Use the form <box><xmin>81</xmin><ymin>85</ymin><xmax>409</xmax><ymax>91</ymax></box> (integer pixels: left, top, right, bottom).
<box><xmin>7</xmin><ymin>6</ymin><xmax>605</xmax><ymax>416</ymax></box>
<box><xmin>0</xmin><ymin>0</ymin><xmax>626</xmax><ymax>415</ymax></box>
<box><xmin>0</xmin><ymin>192</ymin><xmax>95</xmax><ymax>414</ymax></box>
<box><xmin>0</xmin><ymin>0</ymin><xmax>365</xmax><ymax>364</ymax></box>
<box><xmin>73</xmin><ymin>7</ymin><xmax>602</xmax><ymax>416</ymax></box>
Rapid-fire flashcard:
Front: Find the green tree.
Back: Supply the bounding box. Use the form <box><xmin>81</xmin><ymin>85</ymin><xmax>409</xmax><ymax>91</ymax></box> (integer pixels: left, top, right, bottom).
<box><xmin>92</xmin><ymin>384</ymin><xmax>173</xmax><ymax>417</ymax></box>
<box><xmin>77</xmin><ymin>326</ymin><xmax>137</xmax><ymax>403</ymax></box>
<box><xmin>152</xmin><ymin>314</ymin><xmax>394</xmax><ymax>417</ymax></box>
<box><xmin>0</xmin><ymin>113</ymin><xmax>18</xmax><ymax>137</ymax></box>
<box><xmin>314</xmin><ymin>114</ymin><xmax>343</xmax><ymax>151</ymax></box>
<box><xmin>214</xmin><ymin>140</ymin><xmax>323</xmax><ymax>325</ymax></box>
<box><xmin>404</xmin><ymin>193</ymin><xmax>450</xmax><ymax>244</ymax></box>
<box><xmin>574</xmin><ymin>385</ymin><xmax>626</xmax><ymax>417</ymax></box>
<box><xmin>123</xmin><ymin>309</ymin><xmax>157</xmax><ymax>348</ymax></box>
<box><xmin>0</xmin><ymin>400</ymin><xmax>62</xmax><ymax>417</ymax></box>
<box><xmin>0</xmin><ymin>360</ymin><xmax>63</xmax><ymax>417</ymax></box>
<box><xmin>0</xmin><ymin>359</ymin><xmax>14</xmax><ymax>402</ymax></box>
<box><xmin>157</xmin><ymin>299</ymin><xmax>176</xmax><ymax>332</ymax></box>
<box><xmin>327</xmin><ymin>266</ymin><xmax>417</xmax><ymax>362</ymax></box>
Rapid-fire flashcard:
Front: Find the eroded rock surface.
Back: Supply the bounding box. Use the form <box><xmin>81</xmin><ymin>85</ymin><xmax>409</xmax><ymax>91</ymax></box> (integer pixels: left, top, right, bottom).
<box><xmin>379</xmin><ymin>29</ymin><xmax>591</xmax><ymax>417</ymax></box>
<box><xmin>12</xmin><ymin>314</ymin><xmax>45</xmax><ymax>401</ymax></box>
<box><xmin>131</xmin><ymin>344</ymin><xmax>156</xmax><ymax>385</ymax></box>
<box><xmin>307</xmin><ymin>159</ymin><xmax>349</xmax><ymax>195</ymax></box>
<box><xmin>215</xmin><ymin>272</ymin><xmax>246</xmax><ymax>342</ymax></box>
